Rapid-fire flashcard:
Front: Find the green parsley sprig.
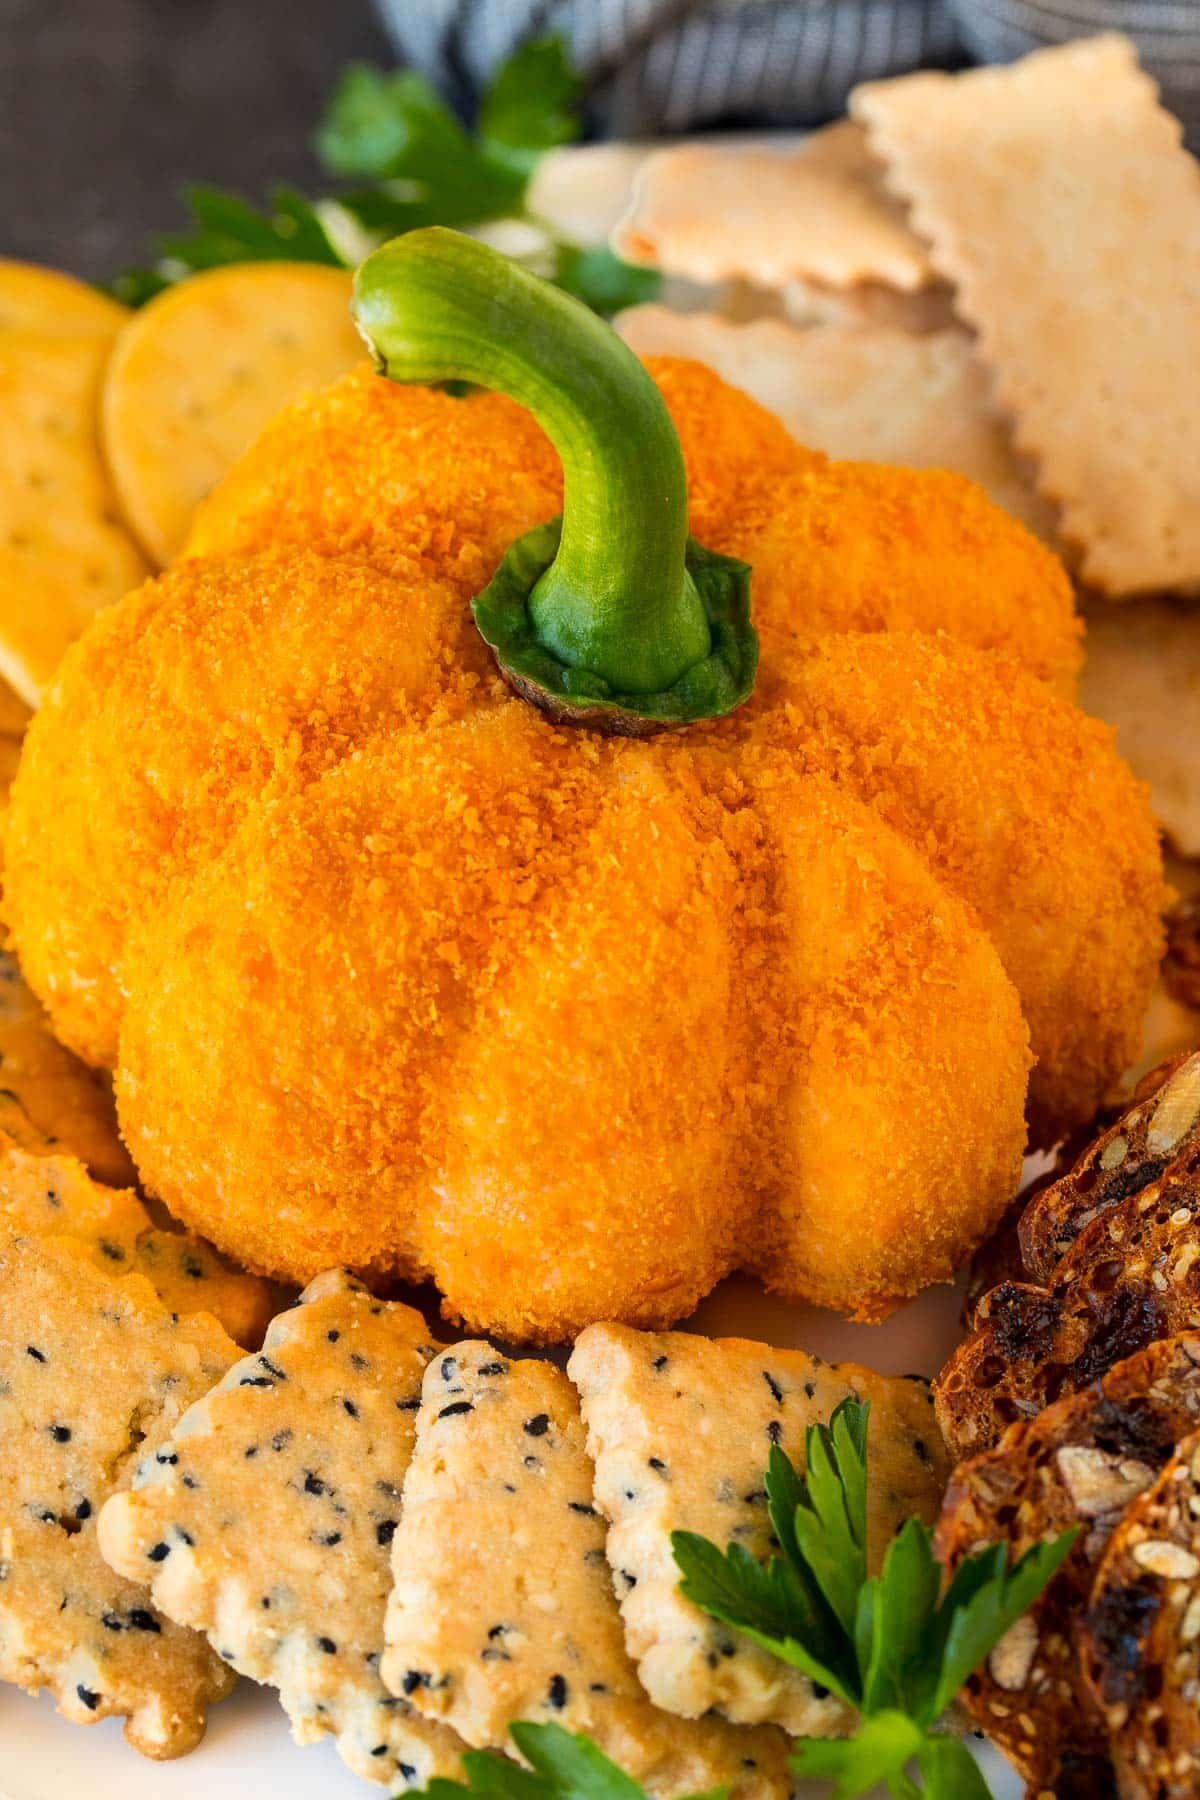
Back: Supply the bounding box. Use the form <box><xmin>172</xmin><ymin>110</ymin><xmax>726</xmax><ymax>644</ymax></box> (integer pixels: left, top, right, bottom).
<box><xmin>111</xmin><ymin>40</ymin><xmax>658</xmax><ymax>317</ymax></box>
<box><xmin>410</xmin><ymin>1398</ymin><xmax>1073</xmax><ymax>1800</ymax></box>
<box><xmin>418</xmin><ymin>1719</ymin><xmax>722</xmax><ymax>1800</ymax></box>
<box><xmin>673</xmin><ymin>1399</ymin><xmax>1078</xmax><ymax>1799</ymax></box>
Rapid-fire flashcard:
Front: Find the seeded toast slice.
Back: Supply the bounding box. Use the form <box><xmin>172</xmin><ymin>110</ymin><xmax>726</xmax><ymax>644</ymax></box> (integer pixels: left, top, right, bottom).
<box><xmin>935</xmin><ymin>1333</ymin><xmax>1200</xmax><ymax>1795</ymax></box>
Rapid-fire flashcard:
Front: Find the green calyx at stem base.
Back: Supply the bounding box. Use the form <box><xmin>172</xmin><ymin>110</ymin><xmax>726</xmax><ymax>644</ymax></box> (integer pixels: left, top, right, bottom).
<box><xmin>352</xmin><ymin>227</ymin><xmax>757</xmax><ymax>735</ymax></box>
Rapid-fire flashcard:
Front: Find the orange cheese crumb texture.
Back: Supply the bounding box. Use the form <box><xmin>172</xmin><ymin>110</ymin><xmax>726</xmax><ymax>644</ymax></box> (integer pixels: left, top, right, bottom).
<box><xmin>3</xmin><ymin>358</ymin><xmax>1165</xmax><ymax>1341</ymax></box>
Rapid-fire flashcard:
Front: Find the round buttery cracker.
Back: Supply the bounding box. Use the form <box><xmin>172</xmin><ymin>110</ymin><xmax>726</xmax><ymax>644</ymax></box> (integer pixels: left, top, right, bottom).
<box><xmin>0</xmin><ymin>259</ymin><xmax>129</xmax><ymax>339</ymax></box>
<box><xmin>102</xmin><ymin>262</ymin><xmax>365</xmax><ymax>566</ymax></box>
<box><xmin>0</xmin><ymin>329</ymin><xmax>148</xmax><ymax>705</ymax></box>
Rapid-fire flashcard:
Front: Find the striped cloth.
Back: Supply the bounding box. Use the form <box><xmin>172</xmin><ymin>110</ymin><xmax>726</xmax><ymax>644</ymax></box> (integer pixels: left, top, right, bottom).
<box><xmin>376</xmin><ymin>0</ymin><xmax>1200</xmax><ymax>141</ymax></box>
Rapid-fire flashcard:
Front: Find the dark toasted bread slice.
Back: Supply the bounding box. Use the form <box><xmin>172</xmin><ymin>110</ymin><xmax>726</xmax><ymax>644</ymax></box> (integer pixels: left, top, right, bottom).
<box><xmin>939</xmin><ymin>1153</ymin><xmax>1200</xmax><ymax>1461</ymax></box>
<box><xmin>935</xmin><ymin>1334</ymin><xmax>1200</xmax><ymax>1796</ymax></box>
<box><xmin>1082</xmin><ymin>1426</ymin><xmax>1200</xmax><ymax>1799</ymax></box>
<box><xmin>1020</xmin><ymin>1052</ymin><xmax>1200</xmax><ymax>1283</ymax></box>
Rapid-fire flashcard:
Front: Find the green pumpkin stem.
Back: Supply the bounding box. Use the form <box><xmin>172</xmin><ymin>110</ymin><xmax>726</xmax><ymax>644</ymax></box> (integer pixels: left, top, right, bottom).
<box><xmin>352</xmin><ymin>228</ymin><xmax>757</xmax><ymax>733</ymax></box>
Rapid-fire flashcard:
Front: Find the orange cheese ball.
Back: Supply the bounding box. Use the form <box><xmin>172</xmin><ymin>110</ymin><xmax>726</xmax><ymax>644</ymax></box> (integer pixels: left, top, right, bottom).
<box><xmin>4</xmin><ymin>358</ymin><xmax>1162</xmax><ymax>1339</ymax></box>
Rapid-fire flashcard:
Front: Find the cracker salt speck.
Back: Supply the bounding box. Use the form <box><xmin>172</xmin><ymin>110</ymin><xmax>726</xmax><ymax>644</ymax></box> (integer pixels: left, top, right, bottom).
<box><xmin>617</xmin><ymin>308</ymin><xmax>1054</xmax><ymax>539</ymax></box>
<box><xmin>99</xmin><ymin>1271</ymin><xmax>466</xmax><ymax>1787</ymax></box>
<box><xmin>853</xmin><ymin>35</ymin><xmax>1200</xmax><ymax>596</ymax></box>
<box><xmin>0</xmin><ymin>1233</ymin><xmax>237</xmax><ymax>1756</ymax></box>
<box><xmin>383</xmin><ymin>1342</ymin><xmax>792</xmax><ymax>1798</ymax></box>
<box><xmin>568</xmin><ymin>1323</ymin><xmax>948</xmax><ymax>1733</ymax></box>
<box><xmin>614</xmin><ymin>120</ymin><xmax>932</xmax><ymax>292</ymax></box>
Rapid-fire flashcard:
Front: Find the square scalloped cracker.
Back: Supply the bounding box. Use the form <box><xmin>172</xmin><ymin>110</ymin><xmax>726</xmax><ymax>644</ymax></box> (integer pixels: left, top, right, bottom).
<box><xmin>617</xmin><ymin>307</ymin><xmax>1054</xmax><ymax>539</ymax></box>
<box><xmin>568</xmin><ymin>1323</ymin><xmax>948</xmax><ymax>1734</ymax></box>
<box><xmin>98</xmin><ymin>1272</ymin><xmax>467</xmax><ymax>1789</ymax></box>
<box><xmin>853</xmin><ymin>34</ymin><xmax>1200</xmax><ymax>597</ymax></box>
<box><xmin>382</xmin><ymin>1341</ymin><xmax>792</xmax><ymax>1798</ymax></box>
<box><xmin>0</xmin><ymin>330</ymin><xmax>148</xmax><ymax>704</ymax></box>
<box><xmin>0</xmin><ymin>1233</ymin><xmax>237</xmax><ymax>1757</ymax></box>
<box><xmin>614</xmin><ymin>120</ymin><xmax>932</xmax><ymax>291</ymax></box>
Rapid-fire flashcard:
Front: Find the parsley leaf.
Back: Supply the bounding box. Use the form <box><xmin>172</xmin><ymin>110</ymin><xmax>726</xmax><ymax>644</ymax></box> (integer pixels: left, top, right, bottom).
<box><xmin>415</xmin><ymin>1721</ymin><xmax>724</xmax><ymax>1800</ymax></box>
<box><xmin>478</xmin><ymin>38</ymin><xmax>584</xmax><ymax>173</ymax></box>
<box><xmin>111</xmin><ymin>184</ymin><xmax>341</xmax><ymax>304</ymax></box>
<box><xmin>672</xmin><ymin>1397</ymin><xmax>1076</xmax><ymax>1798</ymax></box>
<box><xmin>314</xmin><ymin>65</ymin><xmax>521</xmax><ymax>222</ymax></box>
<box><xmin>111</xmin><ymin>38</ymin><xmax>656</xmax><ymax>319</ymax></box>
<box><xmin>792</xmin><ymin>1711</ymin><xmax>926</xmax><ymax>1799</ymax></box>
<box><xmin>552</xmin><ymin>246</ymin><xmax>661</xmax><ymax>315</ymax></box>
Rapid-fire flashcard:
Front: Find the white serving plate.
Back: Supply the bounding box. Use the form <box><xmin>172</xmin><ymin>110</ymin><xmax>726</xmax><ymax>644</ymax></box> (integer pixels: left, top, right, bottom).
<box><xmin>2</xmin><ymin>1273</ymin><xmax>1022</xmax><ymax>1799</ymax></box>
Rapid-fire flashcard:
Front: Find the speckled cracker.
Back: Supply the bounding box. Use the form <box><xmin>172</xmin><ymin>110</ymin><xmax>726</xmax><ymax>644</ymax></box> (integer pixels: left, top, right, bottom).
<box><xmin>568</xmin><ymin>1324</ymin><xmax>948</xmax><ymax>1734</ymax></box>
<box><xmin>99</xmin><ymin>1272</ymin><xmax>466</xmax><ymax>1788</ymax></box>
<box><xmin>0</xmin><ymin>1133</ymin><xmax>276</xmax><ymax>1349</ymax></box>
<box><xmin>0</xmin><ymin>1233</ymin><xmax>237</xmax><ymax>1755</ymax></box>
<box><xmin>0</xmin><ymin>330</ymin><xmax>148</xmax><ymax>705</ymax></box>
<box><xmin>102</xmin><ymin>263</ymin><xmax>364</xmax><ymax>566</ymax></box>
<box><xmin>1081</xmin><ymin>598</ymin><xmax>1200</xmax><ymax>855</ymax></box>
<box><xmin>618</xmin><ymin>308</ymin><xmax>1053</xmax><ymax>538</ymax></box>
<box><xmin>614</xmin><ymin>120</ymin><xmax>931</xmax><ymax>291</ymax></box>
<box><xmin>854</xmin><ymin>36</ymin><xmax>1200</xmax><ymax>597</ymax></box>
<box><xmin>0</xmin><ymin>949</ymin><xmax>134</xmax><ymax>1186</ymax></box>
<box><xmin>0</xmin><ymin>260</ymin><xmax>128</xmax><ymax>340</ymax></box>
<box><xmin>382</xmin><ymin>1343</ymin><xmax>791</xmax><ymax>1798</ymax></box>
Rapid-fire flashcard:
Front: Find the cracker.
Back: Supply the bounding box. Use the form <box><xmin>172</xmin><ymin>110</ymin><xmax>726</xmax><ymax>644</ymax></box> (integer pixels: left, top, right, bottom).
<box><xmin>0</xmin><ymin>1232</ymin><xmax>237</xmax><ymax>1755</ymax></box>
<box><xmin>99</xmin><ymin>1272</ymin><xmax>465</xmax><ymax>1787</ymax></box>
<box><xmin>0</xmin><ymin>330</ymin><xmax>148</xmax><ymax>704</ymax></box>
<box><xmin>568</xmin><ymin>1324</ymin><xmax>948</xmax><ymax>1733</ymax></box>
<box><xmin>617</xmin><ymin>308</ymin><xmax>1054</xmax><ymax>538</ymax></box>
<box><xmin>781</xmin><ymin>277</ymin><xmax>958</xmax><ymax>335</ymax></box>
<box><xmin>854</xmin><ymin>36</ymin><xmax>1200</xmax><ymax>596</ymax></box>
<box><xmin>0</xmin><ymin>260</ymin><xmax>128</xmax><ymax>340</ymax></box>
<box><xmin>0</xmin><ymin>1133</ymin><xmax>275</xmax><ymax>1349</ymax></box>
<box><xmin>382</xmin><ymin>1342</ymin><xmax>791</xmax><ymax>1797</ymax></box>
<box><xmin>614</xmin><ymin>120</ymin><xmax>932</xmax><ymax>291</ymax></box>
<box><xmin>1082</xmin><ymin>1427</ymin><xmax>1200</xmax><ymax>1797</ymax></box>
<box><xmin>527</xmin><ymin>143</ymin><xmax>651</xmax><ymax>248</ymax></box>
<box><xmin>1080</xmin><ymin>598</ymin><xmax>1200</xmax><ymax>854</ymax></box>
<box><xmin>0</xmin><ymin>948</ymin><xmax>134</xmax><ymax>1187</ymax></box>
<box><xmin>102</xmin><ymin>263</ymin><xmax>365</xmax><ymax>567</ymax></box>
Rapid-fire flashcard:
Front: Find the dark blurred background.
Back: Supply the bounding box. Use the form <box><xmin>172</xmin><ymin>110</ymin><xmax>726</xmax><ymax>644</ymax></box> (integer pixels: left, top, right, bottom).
<box><xmin>0</xmin><ymin>0</ymin><xmax>392</xmax><ymax>279</ymax></box>
<box><xmin>3</xmin><ymin>0</ymin><xmax>1196</xmax><ymax>287</ymax></box>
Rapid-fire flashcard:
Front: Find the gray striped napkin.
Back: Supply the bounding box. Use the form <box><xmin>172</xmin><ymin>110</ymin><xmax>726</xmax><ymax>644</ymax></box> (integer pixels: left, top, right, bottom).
<box><xmin>376</xmin><ymin>0</ymin><xmax>1199</xmax><ymax>141</ymax></box>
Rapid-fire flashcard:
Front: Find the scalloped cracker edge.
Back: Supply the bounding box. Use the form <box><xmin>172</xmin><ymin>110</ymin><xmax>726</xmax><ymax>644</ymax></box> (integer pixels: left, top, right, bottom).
<box><xmin>613</xmin><ymin>120</ymin><xmax>932</xmax><ymax>291</ymax></box>
<box><xmin>617</xmin><ymin>307</ymin><xmax>1055</xmax><ymax>540</ymax></box>
<box><xmin>853</xmin><ymin>35</ymin><xmax>1200</xmax><ymax>597</ymax></box>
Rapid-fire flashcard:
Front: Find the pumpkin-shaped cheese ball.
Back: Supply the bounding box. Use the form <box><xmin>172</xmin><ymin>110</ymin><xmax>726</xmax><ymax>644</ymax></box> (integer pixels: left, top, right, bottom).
<box><xmin>4</xmin><ymin>232</ymin><xmax>1164</xmax><ymax>1340</ymax></box>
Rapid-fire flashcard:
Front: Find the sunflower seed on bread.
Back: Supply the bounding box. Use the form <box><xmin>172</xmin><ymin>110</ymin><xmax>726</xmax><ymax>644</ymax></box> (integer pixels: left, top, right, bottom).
<box><xmin>935</xmin><ymin>1333</ymin><xmax>1200</xmax><ymax>1795</ymax></box>
<box><xmin>1082</xmin><ymin>1428</ymin><xmax>1200</xmax><ymax>1798</ymax></box>
<box><xmin>1020</xmin><ymin>1051</ymin><xmax>1200</xmax><ymax>1283</ymax></box>
<box><xmin>938</xmin><ymin>1146</ymin><xmax>1200</xmax><ymax>1460</ymax></box>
